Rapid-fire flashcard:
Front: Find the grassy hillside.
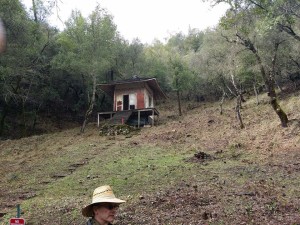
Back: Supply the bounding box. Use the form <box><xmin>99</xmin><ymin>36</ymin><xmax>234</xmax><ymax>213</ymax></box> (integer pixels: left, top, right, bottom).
<box><xmin>1</xmin><ymin>92</ymin><xmax>300</xmax><ymax>225</ymax></box>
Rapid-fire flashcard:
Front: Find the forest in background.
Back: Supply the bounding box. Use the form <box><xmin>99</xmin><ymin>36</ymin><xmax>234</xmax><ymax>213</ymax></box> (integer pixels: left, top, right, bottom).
<box><xmin>0</xmin><ymin>0</ymin><xmax>299</xmax><ymax>139</ymax></box>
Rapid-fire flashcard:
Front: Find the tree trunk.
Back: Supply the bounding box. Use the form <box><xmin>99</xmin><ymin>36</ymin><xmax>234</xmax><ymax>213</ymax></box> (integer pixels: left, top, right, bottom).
<box><xmin>267</xmin><ymin>80</ymin><xmax>288</xmax><ymax>127</ymax></box>
<box><xmin>225</xmin><ymin>84</ymin><xmax>236</xmax><ymax>97</ymax></box>
<box><xmin>175</xmin><ymin>78</ymin><xmax>182</xmax><ymax>116</ymax></box>
<box><xmin>219</xmin><ymin>90</ymin><xmax>226</xmax><ymax>115</ymax></box>
<box><xmin>177</xmin><ymin>89</ymin><xmax>182</xmax><ymax>116</ymax></box>
<box><xmin>237</xmin><ymin>34</ymin><xmax>289</xmax><ymax>127</ymax></box>
<box><xmin>230</xmin><ymin>69</ymin><xmax>245</xmax><ymax>128</ymax></box>
<box><xmin>81</xmin><ymin>74</ymin><xmax>97</xmax><ymax>133</ymax></box>
<box><xmin>32</xmin><ymin>0</ymin><xmax>38</xmax><ymax>23</ymax></box>
<box><xmin>21</xmin><ymin>101</ymin><xmax>27</xmax><ymax>137</ymax></box>
<box><xmin>278</xmin><ymin>24</ymin><xmax>300</xmax><ymax>42</ymax></box>
<box><xmin>269</xmin><ymin>96</ymin><xmax>288</xmax><ymax>127</ymax></box>
<box><xmin>0</xmin><ymin>103</ymin><xmax>9</xmax><ymax>136</ymax></box>
<box><xmin>259</xmin><ymin>68</ymin><xmax>288</xmax><ymax>127</ymax></box>
<box><xmin>31</xmin><ymin>104</ymin><xmax>41</xmax><ymax>132</ymax></box>
<box><xmin>236</xmin><ymin>94</ymin><xmax>244</xmax><ymax>129</ymax></box>
<box><xmin>253</xmin><ymin>82</ymin><xmax>259</xmax><ymax>106</ymax></box>
<box><xmin>274</xmin><ymin>77</ymin><xmax>283</xmax><ymax>92</ymax></box>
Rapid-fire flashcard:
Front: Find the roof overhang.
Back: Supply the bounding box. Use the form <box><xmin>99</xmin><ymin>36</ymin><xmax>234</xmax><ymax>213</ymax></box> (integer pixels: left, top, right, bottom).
<box><xmin>97</xmin><ymin>78</ymin><xmax>167</xmax><ymax>100</ymax></box>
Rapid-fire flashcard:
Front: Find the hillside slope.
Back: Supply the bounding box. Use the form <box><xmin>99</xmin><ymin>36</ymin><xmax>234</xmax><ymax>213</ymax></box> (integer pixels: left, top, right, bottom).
<box><xmin>0</xmin><ymin>92</ymin><xmax>300</xmax><ymax>225</ymax></box>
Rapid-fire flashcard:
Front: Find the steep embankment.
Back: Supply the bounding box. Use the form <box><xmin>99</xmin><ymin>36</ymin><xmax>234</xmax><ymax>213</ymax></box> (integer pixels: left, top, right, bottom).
<box><xmin>0</xmin><ymin>92</ymin><xmax>300</xmax><ymax>224</ymax></box>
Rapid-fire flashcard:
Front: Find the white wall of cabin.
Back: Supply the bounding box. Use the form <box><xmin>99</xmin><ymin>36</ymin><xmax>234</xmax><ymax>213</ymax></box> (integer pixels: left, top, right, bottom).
<box><xmin>113</xmin><ymin>82</ymin><xmax>154</xmax><ymax>110</ymax></box>
<box><xmin>144</xmin><ymin>86</ymin><xmax>154</xmax><ymax>108</ymax></box>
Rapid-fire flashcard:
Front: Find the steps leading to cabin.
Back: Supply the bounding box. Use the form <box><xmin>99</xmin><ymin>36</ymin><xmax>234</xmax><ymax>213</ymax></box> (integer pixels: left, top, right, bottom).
<box><xmin>109</xmin><ymin>111</ymin><xmax>133</xmax><ymax>125</ymax></box>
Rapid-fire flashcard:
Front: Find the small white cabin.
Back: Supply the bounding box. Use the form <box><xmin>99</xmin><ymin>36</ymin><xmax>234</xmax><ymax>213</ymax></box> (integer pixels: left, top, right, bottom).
<box><xmin>97</xmin><ymin>76</ymin><xmax>167</xmax><ymax>127</ymax></box>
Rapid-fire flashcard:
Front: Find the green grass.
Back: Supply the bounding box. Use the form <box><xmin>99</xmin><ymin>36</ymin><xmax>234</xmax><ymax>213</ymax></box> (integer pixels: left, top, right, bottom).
<box><xmin>4</xmin><ymin>143</ymin><xmax>198</xmax><ymax>224</ymax></box>
<box><xmin>40</xmin><ymin>145</ymin><xmax>195</xmax><ymax>198</ymax></box>
<box><xmin>1</xmin><ymin>94</ymin><xmax>300</xmax><ymax>224</ymax></box>
<box><xmin>2</xmin><ymin>138</ymin><xmax>300</xmax><ymax>224</ymax></box>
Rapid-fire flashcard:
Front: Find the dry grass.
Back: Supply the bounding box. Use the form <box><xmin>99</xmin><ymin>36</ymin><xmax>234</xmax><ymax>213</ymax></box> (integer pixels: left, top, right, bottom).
<box><xmin>0</xmin><ymin>91</ymin><xmax>300</xmax><ymax>224</ymax></box>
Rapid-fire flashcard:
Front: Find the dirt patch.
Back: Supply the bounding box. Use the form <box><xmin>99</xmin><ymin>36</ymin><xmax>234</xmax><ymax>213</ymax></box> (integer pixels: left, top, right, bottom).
<box><xmin>117</xmin><ymin>181</ymin><xmax>300</xmax><ymax>225</ymax></box>
<box><xmin>186</xmin><ymin>151</ymin><xmax>215</xmax><ymax>163</ymax></box>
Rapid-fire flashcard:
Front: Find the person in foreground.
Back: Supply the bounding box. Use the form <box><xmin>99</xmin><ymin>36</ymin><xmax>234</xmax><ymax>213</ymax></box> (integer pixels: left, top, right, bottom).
<box><xmin>82</xmin><ymin>185</ymin><xmax>126</xmax><ymax>225</ymax></box>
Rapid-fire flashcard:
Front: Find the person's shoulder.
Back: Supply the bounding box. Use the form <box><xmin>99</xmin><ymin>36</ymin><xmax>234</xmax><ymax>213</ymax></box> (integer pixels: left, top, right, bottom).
<box><xmin>85</xmin><ymin>218</ymin><xmax>93</xmax><ymax>225</ymax></box>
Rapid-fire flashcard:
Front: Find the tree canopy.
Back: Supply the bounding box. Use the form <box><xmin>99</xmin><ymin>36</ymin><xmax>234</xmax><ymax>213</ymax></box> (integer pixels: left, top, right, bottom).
<box><xmin>0</xmin><ymin>0</ymin><xmax>299</xmax><ymax>137</ymax></box>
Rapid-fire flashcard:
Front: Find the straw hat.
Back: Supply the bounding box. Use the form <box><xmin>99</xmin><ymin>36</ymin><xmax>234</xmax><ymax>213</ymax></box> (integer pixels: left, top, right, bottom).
<box><xmin>82</xmin><ymin>185</ymin><xmax>126</xmax><ymax>217</ymax></box>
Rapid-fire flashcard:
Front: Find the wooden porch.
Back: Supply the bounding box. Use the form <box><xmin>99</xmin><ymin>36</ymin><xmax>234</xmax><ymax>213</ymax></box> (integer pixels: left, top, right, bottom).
<box><xmin>97</xmin><ymin>108</ymin><xmax>160</xmax><ymax>128</ymax></box>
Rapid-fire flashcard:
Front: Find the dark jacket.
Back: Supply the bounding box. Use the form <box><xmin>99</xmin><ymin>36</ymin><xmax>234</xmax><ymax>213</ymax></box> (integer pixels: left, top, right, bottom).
<box><xmin>86</xmin><ymin>218</ymin><xmax>112</xmax><ymax>225</ymax></box>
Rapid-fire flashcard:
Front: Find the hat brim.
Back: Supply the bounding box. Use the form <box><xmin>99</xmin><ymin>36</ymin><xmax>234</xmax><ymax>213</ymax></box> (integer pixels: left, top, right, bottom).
<box><xmin>82</xmin><ymin>198</ymin><xmax>126</xmax><ymax>217</ymax></box>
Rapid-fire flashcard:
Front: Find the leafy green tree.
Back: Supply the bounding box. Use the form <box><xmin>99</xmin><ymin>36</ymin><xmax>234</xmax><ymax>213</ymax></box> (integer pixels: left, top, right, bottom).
<box><xmin>0</xmin><ymin>0</ymin><xmax>55</xmax><ymax>137</ymax></box>
<box><xmin>142</xmin><ymin>40</ymin><xmax>172</xmax><ymax>91</ymax></box>
<box><xmin>52</xmin><ymin>5</ymin><xmax>118</xmax><ymax>132</ymax></box>
<box><xmin>110</xmin><ymin>36</ymin><xmax>130</xmax><ymax>78</ymax></box>
<box><xmin>167</xmin><ymin>32</ymin><xmax>188</xmax><ymax>55</ymax></box>
<box><xmin>127</xmin><ymin>38</ymin><xmax>144</xmax><ymax>76</ymax></box>
<box><xmin>169</xmin><ymin>56</ymin><xmax>193</xmax><ymax>116</ymax></box>
<box><xmin>190</xmin><ymin>28</ymin><xmax>231</xmax><ymax>100</ymax></box>
<box><xmin>30</xmin><ymin>0</ymin><xmax>54</xmax><ymax>23</ymax></box>
<box><xmin>248</xmin><ymin>0</ymin><xmax>299</xmax><ymax>41</ymax></box>
<box><xmin>185</xmin><ymin>28</ymin><xmax>204</xmax><ymax>53</ymax></box>
<box><xmin>213</xmin><ymin>1</ymin><xmax>290</xmax><ymax>127</ymax></box>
